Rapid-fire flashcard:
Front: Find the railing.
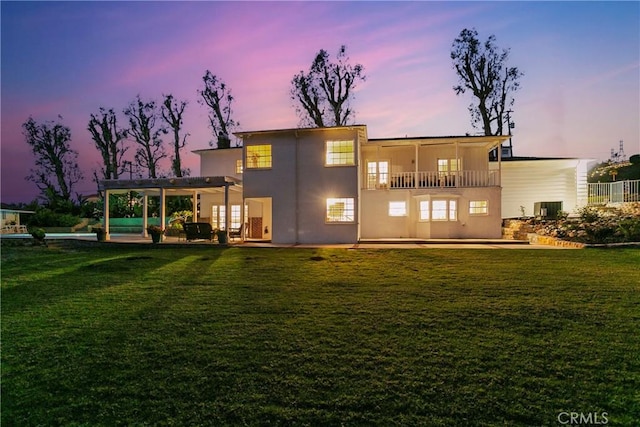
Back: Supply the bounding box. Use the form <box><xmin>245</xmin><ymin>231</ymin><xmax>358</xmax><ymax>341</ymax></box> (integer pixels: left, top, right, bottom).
<box><xmin>588</xmin><ymin>179</ymin><xmax>640</xmax><ymax>204</ymax></box>
<box><xmin>366</xmin><ymin>170</ymin><xmax>500</xmax><ymax>189</ymax></box>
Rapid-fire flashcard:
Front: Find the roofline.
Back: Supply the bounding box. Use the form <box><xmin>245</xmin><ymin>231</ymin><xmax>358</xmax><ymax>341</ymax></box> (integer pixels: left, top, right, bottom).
<box><xmin>192</xmin><ymin>146</ymin><xmax>243</xmax><ymax>155</ymax></box>
<box><xmin>496</xmin><ymin>156</ymin><xmax>597</xmax><ymax>162</ymax></box>
<box><xmin>0</xmin><ymin>209</ymin><xmax>36</xmax><ymax>214</ymax></box>
<box><xmin>368</xmin><ymin>135</ymin><xmax>510</xmax><ymax>144</ymax></box>
<box><xmin>98</xmin><ymin>176</ymin><xmax>241</xmax><ymax>191</ymax></box>
<box><xmin>234</xmin><ymin>124</ymin><xmax>367</xmax><ymax>138</ymax></box>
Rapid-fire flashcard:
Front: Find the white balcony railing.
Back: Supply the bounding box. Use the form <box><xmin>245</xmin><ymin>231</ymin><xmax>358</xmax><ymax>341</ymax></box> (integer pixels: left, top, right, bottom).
<box><xmin>366</xmin><ymin>170</ymin><xmax>500</xmax><ymax>190</ymax></box>
<box><xmin>588</xmin><ymin>179</ymin><xmax>640</xmax><ymax>204</ymax></box>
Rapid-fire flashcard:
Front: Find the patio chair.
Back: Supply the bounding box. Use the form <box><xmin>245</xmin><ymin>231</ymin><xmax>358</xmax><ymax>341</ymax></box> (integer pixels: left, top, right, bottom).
<box><xmin>229</xmin><ymin>224</ymin><xmax>243</xmax><ymax>241</ymax></box>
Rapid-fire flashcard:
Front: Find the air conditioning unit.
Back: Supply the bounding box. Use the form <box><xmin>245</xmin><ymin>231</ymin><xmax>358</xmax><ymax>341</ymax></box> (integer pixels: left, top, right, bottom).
<box><xmin>534</xmin><ymin>201</ymin><xmax>563</xmax><ymax>219</ymax></box>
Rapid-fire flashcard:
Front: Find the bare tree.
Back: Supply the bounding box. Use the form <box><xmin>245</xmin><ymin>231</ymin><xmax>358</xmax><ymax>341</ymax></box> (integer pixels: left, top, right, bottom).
<box><xmin>22</xmin><ymin>116</ymin><xmax>83</xmax><ymax>205</ymax></box>
<box><xmin>88</xmin><ymin>107</ymin><xmax>128</xmax><ymax>181</ymax></box>
<box><xmin>451</xmin><ymin>28</ymin><xmax>522</xmax><ymax>136</ymax></box>
<box><xmin>124</xmin><ymin>95</ymin><xmax>167</xmax><ymax>178</ymax></box>
<box><xmin>198</xmin><ymin>71</ymin><xmax>239</xmax><ymax>148</ymax></box>
<box><xmin>291</xmin><ymin>45</ymin><xmax>365</xmax><ymax>128</ymax></box>
<box><xmin>161</xmin><ymin>94</ymin><xmax>189</xmax><ymax>177</ymax></box>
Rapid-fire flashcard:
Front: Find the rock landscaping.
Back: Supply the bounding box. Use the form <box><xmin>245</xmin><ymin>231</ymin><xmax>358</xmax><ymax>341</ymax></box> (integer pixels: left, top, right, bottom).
<box><xmin>503</xmin><ymin>202</ymin><xmax>640</xmax><ymax>246</ymax></box>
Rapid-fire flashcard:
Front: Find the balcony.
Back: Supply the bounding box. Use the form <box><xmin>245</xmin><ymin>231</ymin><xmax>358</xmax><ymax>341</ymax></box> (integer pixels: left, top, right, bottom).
<box><xmin>366</xmin><ymin>170</ymin><xmax>500</xmax><ymax>190</ymax></box>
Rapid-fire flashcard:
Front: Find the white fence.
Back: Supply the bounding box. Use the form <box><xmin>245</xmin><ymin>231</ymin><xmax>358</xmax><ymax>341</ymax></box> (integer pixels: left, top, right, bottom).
<box><xmin>588</xmin><ymin>179</ymin><xmax>640</xmax><ymax>204</ymax></box>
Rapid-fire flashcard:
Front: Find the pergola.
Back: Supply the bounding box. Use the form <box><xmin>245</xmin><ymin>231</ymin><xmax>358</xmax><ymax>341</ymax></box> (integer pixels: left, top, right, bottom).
<box><xmin>98</xmin><ymin>176</ymin><xmax>242</xmax><ymax>241</ymax></box>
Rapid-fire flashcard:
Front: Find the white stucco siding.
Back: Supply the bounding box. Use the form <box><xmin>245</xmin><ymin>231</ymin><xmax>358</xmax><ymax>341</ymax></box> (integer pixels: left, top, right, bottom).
<box><xmin>360</xmin><ymin>187</ymin><xmax>501</xmax><ymax>239</ymax></box>
<box><xmin>240</xmin><ymin>127</ymin><xmax>361</xmax><ymax>244</ymax></box>
<box><xmin>197</xmin><ymin>147</ymin><xmax>243</xmax><ymax>178</ymax></box>
<box><xmin>498</xmin><ymin>159</ymin><xmax>593</xmax><ymax>218</ymax></box>
<box><xmin>296</xmin><ymin>129</ymin><xmax>359</xmax><ymax>244</ymax></box>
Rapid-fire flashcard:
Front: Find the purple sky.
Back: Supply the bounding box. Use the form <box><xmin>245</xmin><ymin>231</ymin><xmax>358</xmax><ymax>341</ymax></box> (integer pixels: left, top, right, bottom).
<box><xmin>2</xmin><ymin>1</ymin><xmax>639</xmax><ymax>204</ymax></box>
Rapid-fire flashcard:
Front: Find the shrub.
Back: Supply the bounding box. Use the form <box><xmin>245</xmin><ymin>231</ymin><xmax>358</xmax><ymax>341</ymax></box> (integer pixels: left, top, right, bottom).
<box><xmin>28</xmin><ymin>208</ymin><xmax>81</xmax><ymax>227</ymax></box>
<box><xmin>578</xmin><ymin>206</ymin><xmax>600</xmax><ymax>223</ymax></box>
<box><xmin>617</xmin><ymin>217</ymin><xmax>640</xmax><ymax>241</ymax></box>
<box><xmin>30</xmin><ymin>228</ymin><xmax>46</xmax><ymax>244</ymax></box>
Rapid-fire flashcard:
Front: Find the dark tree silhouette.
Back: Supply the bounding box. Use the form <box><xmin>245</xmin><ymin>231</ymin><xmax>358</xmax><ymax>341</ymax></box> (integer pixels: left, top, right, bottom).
<box><xmin>161</xmin><ymin>94</ymin><xmax>189</xmax><ymax>177</ymax></box>
<box><xmin>124</xmin><ymin>95</ymin><xmax>167</xmax><ymax>178</ymax></box>
<box><xmin>22</xmin><ymin>116</ymin><xmax>83</xmax><ymax>205</ymax></box>
<box><xmin>291</xmin><ymin>45</ymin><xmax>365</xmax><ymax>127</ymax></box>
<box><xmin>451</xmin><ymin>28</ymin><xmax>522</xmax><ymax>136</ymax></box>
<box><xmin>198</xmin><ymin>71</ymin><xmax>239</xmax><ymax>148</ymax></box>
<box><xmin>88</xmin><ymin>107</ymin><xmax>128</xmax><ymax>181</ymax></box>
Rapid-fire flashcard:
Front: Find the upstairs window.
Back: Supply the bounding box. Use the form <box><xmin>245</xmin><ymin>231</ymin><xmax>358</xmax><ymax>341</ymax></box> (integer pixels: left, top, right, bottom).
<box><xmin>246</xmin><ymin>145</ymin><xmax>272</xmax><ymax>169</ymax></box>
<box><xmin>326</xmin><ymin>198</ymin><xmax>355</xmax><ymax>223</ymax></box>
<box><xmin>367</xmin><ymin>161</ymin><xmax>389</xmax><ymax>189</ymax></box>
<box><xmin>438</xmin><ymin>158</ymin><xmax>460</xmax><ymax>173</ymax></box>
<box><xmin>326</xmin><ymin>140</ymin><xmax>355</xmax><ymax>166</ymax></box>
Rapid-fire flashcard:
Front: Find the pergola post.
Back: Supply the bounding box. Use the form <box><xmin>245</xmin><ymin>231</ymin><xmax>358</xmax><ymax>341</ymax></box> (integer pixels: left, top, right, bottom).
<box><xmin>104</xmin><ymin>190</ymin><xmax>111</xmax><ymax>241</ymax></box>
<box><xmin>224</xmin><ymin>183</ymin><xmax>230</xmax><ymax>240</ymax></box>
<box><xmin>192</xmin><ymin>190</ymin><xmax>198</xmax><ymax>222</ymax></box>
<box><xmin>142</xmin><ymin>194</ymin><xmax>149</xmax><ymax>237</ymax></box>
<box><xmin>159</xmin><ymin>188</ymin><xmax>166</xmax><ymax>242</ymax></box>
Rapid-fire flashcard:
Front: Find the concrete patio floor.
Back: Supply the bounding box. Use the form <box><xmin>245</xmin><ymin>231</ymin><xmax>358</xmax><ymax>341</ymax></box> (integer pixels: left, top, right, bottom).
<box><xmin>1</xmin><ymin>232</ymin><xmax>573</xmax><ymax>249</ymax></box>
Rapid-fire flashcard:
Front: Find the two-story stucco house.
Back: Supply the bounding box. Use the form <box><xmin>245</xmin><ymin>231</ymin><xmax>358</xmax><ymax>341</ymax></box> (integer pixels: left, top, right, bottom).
<box><xmin>192</xmin><ymin>125</ymin><xmax>509</xmax><ymax>244</ymax></box>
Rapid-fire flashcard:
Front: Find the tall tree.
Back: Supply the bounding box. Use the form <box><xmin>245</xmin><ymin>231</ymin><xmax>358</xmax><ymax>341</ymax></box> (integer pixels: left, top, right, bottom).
<box><xmin>161</xmin><ymin>94</ymin><xmax>189</xmax><ymax>177</ymax></box>
<box><xmin>87</xmin><ymin>107</ymin><xmax>128</xmax><ymax>181</ymax></box>
<box><xmin>124</xmin><ymin>95</ymin><xmax>167</xmax><ymax>178</ymax></box>
<box><xmin>198</xmin><ymin>71</ymin><xmax>238</xmax><ymax>148</ymax></box>
<box><xmin>291</xmin><ymin>45</ymin><xmax>365</xmax><ymax>128</ymax></box>
<box><xmin>22</xmin><ymin>116</ymin><xmax>83</xmax><ymax>205</ymax></box>
<box><xmin>451</xmin><ymin>28</ymin><xmax>522</xmax><ymax>136</ymax></box>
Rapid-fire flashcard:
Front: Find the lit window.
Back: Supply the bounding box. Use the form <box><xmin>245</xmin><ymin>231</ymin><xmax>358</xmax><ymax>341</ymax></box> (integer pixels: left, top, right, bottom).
<box><xmin>419</xmin><ymin>200</ymin><xmax>430</xmax><ymax>221</ymax></box>
<box><xmin>236</xmin><ymin>159</ymin><xmax>243</xmax><ymax>174</ymax></box>
<box><xmin>438</xmin><ymin>158</ymin><xmax>460</xmax><ymax>173</ymax></box>
<box><xmin>469</xmin><ymin>200</ymin><xmax>488</xmax><ymax>215</ymax></box>
<box><xmin>326</xmin><ymin>140</ymin><xmax>354</xmax><ymax>166</ymax></box>
<box><xmin>432</xmin><ymin>200</ymin><xmax>448</xmax><ymax>220</ymax></box>
<box><xmin>326</xmin><ymin>198</ymin><xmax>355</xmax><ymax>222</ymax></box>
<box><xmin>246</xmin><ymin>145</ymin><xmax>272</xmax><ymax>169</ymax></box>
<box><xmin>422</xmin><ymin>199</ymin><xmax>458</xmax><ymax>221</ymax></box>
<box><xmin>367</xmin><ymin>161</ymin><xmax>389</xmax><ymax>188</ymax></box>
<box><xmin>212</xmin><ymin>205</ymin><xmax>242</xmax><ymax>229</ymax></box>
<box><xmin>449</xmin><ymin>200</ymin><xmax>457</xmax><ymax>221</ymax></box>
<box><xmin>212</xmin><ymin>205</ymin><xmax>226</xmax><ymax>229</ymax></box>
<box><xmin>231</xmin><ymin>205</ymin><xmax>241</xmax><ymax>229</ymax></box>
<box><xmin>389</xmin><ymin>201</ymin><xmax>407</xmax><ymax>217</ymax></box>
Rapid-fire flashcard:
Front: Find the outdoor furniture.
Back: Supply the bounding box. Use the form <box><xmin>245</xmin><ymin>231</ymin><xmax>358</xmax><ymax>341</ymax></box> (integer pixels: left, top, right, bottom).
<box><xmin>229</xmin><ymin>224</ymin><xmax>243</xmax><ymax>241</ymax></box>
<box><xmin>183</xmin><ymin>222</ymin><xmax>215</xmax><ymax>241</ymax></box>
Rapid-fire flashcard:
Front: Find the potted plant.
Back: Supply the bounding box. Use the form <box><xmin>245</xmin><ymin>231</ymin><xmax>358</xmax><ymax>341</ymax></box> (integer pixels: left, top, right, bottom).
<box><xmin>216</xmin><ymin>228</ymin><xmax>227</xmax><ymax>245</ymax></box>
<box><xmin>147</xmin><ymin>225</ymin><xmax>164</xmax><ymax>243</ymax></box>
<box><xmin>92</xmin><ymin>225</ymin><xmax>106</xmax><ymax>242</ymax></box>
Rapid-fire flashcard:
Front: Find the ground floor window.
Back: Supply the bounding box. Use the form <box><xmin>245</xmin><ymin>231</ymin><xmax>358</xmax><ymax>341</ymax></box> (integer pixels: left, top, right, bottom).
<box><xmin>420</xmin><ymin>199</ymin><xmax>457</xmax><ymax>221</ymax></box>
<box><xmin>419</xmin><ymin>200</ymin><xmax>430</xmax><ymax>221</ymax></box>
<box><xmin>212</xmin><ymin>204</ymin><xmax>243</xmax><ymax>229</ymax></box>
<box><xmin>326</xmin><ymin>198</ymin><xmax>355</xmax><ymax>223</ymax></box>
<box><xmin>389</xmin><ymin>201</ymin><xmax>407</xmax><ymax>217</ymax></box>
<box><xmin>469</xmin><ymin>200</ymin><xmax>488</xmax><ymax>215</ymax></box>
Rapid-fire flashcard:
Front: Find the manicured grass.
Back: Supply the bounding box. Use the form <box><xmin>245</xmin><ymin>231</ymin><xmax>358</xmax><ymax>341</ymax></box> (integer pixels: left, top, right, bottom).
<box><xmin>2</xmin><ymin>244</ymin><xmax>639</xmax><ymax>426</ymax></box>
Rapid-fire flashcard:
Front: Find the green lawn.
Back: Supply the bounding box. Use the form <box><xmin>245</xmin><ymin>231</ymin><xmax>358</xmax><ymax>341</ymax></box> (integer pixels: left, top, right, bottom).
<box><xmin>2</xmin><ymin>244</ymin><xmax>639</xmax><ymax>426</ymax></box>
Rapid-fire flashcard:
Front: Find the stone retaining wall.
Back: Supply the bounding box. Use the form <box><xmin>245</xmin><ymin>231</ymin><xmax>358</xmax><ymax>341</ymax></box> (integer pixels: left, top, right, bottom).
<box><xmin>526</xmin><ymin>234</ymin><xmax>586</xmax><ymax>249</ymax></box>
<box><xmin>502</xmin><ymin>219</ymin><xmax>535</xmax><ymax>240</ymax></box>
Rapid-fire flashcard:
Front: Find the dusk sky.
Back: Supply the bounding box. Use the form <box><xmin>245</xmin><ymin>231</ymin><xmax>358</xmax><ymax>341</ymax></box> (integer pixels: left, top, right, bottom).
<box><xmin>1</xmin><ymin>1</ymin><xmax>639</xmax><ymax>204</ymax></box>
